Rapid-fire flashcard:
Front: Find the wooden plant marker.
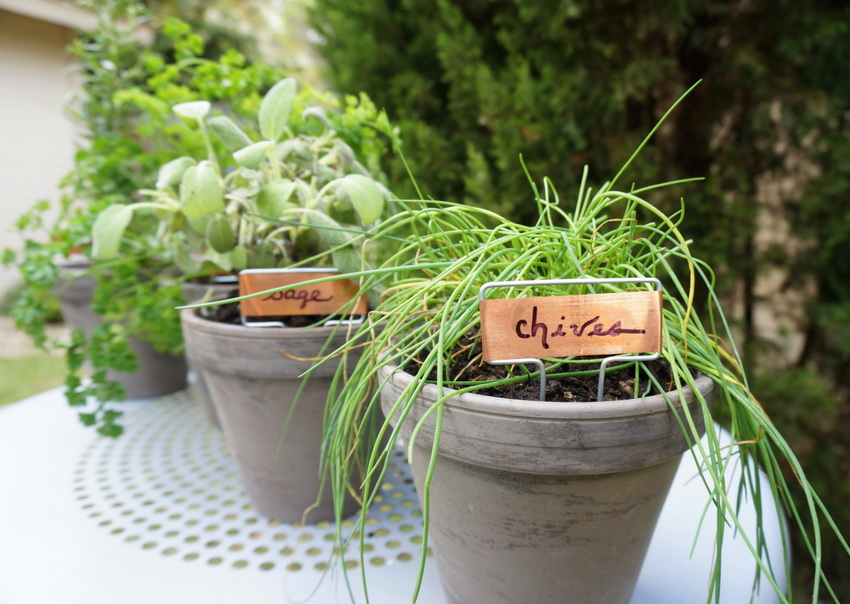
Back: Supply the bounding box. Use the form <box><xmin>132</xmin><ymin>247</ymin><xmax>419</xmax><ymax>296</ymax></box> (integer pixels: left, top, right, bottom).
<box><xmin>239</xmin><ymin>268</ymin><xmax>367</xmax><ymax>327</ymax></box>
<box><xmin>478</xmin><ymin>278</ymin><xmax>663</xmax><ymax>401</ymax></box>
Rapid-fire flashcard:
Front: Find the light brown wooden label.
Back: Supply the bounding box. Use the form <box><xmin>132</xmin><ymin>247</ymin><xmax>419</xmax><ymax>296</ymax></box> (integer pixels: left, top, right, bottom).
<box><xmin>238</xmin><ymin>271</ymin><xmax>367</xmax><ymax>317</ymax></box>
<box><xmin>479</xmin><ymin>291</ymin><xmax>662</xmax><ymax>361</ymax></box>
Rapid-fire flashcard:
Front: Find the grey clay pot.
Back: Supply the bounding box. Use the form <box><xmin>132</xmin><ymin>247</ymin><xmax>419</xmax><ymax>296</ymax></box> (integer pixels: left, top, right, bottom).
<box><xmin>180</xmin><ymin>281</ymin><xmax>239</xmax><ymax>429</ymax></box>
<box><xmin>380</xmin><ymin>364</ymin><xmax>714</xmax><ymax>604</ymax></box>
<box><xmin>181</xmin><ymin>307</ymin><xmax>359</xmax><ymax>523</ymax></box>
<box><xmin>55</xmin><ymin>264</ymin><xmax>188</xmax><ymax>399</ymax></box>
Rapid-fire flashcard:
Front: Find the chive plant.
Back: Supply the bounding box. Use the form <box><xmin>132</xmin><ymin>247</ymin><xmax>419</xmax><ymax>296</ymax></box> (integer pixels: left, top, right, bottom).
<box><xmin>183</xmin><ymin>87</ymin><xmax>849</xmax><ymax>602</ymax></box>
<box><xmin>311</xmin><ymin>134</ymin><xmax>849</xmax><ymax>604</ymax></box>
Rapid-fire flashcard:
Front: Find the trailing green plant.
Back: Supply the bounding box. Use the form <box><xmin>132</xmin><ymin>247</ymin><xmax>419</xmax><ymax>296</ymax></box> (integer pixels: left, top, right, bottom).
<box><xmin>2</xmin><ymin>0</ymin><xmax>397</xmax><ymax>436</ymax></box>
<box><xmin>248</xmin><ymin>93</ymin><xmax>849</xmax><ymax>602</ymax></box>
<box><xmin>2</xmin><ymin>0</ymin><xmax>286</xmax><ymax>436</ymax></box>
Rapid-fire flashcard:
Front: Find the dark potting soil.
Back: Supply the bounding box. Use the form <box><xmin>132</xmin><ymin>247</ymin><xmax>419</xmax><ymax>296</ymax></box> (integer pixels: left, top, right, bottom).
<box><xmin>200</xmin><ymin>295</ymin><xmax>347</xmax><ymax>328</ymax></box>
<box><xmin>463</xmin><ymin>357</ymin><xmax>680</xmax><ymax>402</ymax></box>
<box><xmin>413</xmin><ymin>331</ymin><xmax>688</xmax><ymax>403</ymax></box>
<box><xmin>201</xmin><ymin>302</ymin><xmax>688</xmax><ymax>403</ymax></box>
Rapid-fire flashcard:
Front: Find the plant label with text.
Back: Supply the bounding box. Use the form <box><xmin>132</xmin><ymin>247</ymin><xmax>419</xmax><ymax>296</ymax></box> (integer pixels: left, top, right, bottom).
<box><xmin>479</xmin><ymin>291</ymin><xmax>662</xmax><ymax>361</ymax></box>
<box><xmin>239</xmin><ymin>271</ymin><xmax>367</xmax><ymax>317</ymax></box>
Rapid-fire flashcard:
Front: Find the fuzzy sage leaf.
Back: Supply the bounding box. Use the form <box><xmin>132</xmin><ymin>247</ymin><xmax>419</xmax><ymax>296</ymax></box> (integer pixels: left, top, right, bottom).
<box><xmin>180</xmin><ymin>162</ymin><xmax>224</xmax><ymax>218</ymax></box>
<box><xmin>156</xmin><ymin>157</ymin><xmax>196</xmax><ymax>189</ymax></box>
<box><xmin>258</xmin><ymin>179</ymin><xmax>297</xmax><ymax>218</ymax></box>
<box><xmin>205</xmin><ymin>214</ymin><xmax>236</xmax><ymax>253</ymax></box>
<box><xmin>173</xmin><ymin>100</ymin><xmax>211</xmax><ymax>126</ymax></box>
<box><xmin>172</xmin><ymin>241</ymin><xmax>202</xmax><ymax>276</ymax></box>
<box><xmin>208</xmin><ymin>116</ymin><xmax>253</xmax><ymax>152</ymax></box>
<box><xmin>303</xmin><ymin>209</ymin><xmax>354</xmax><ymax>248</ymax></box>
<box><xmin>334</xmin><ymin>174</ymin><xmax>385</xmax><ymax>224</ymax></box>
<box><xmin>234</xmin><ymin>141</ymin><xmax>274</xmax><ymax>170</ymax></box>
<box><xmin>258</xmin><ymin>78</ymin><xmax>296</xmax><ymax>142</ymax></box>
<box><xmin>91</xmin><ymin>205</ymin><xmax>134</xmax><ymax>259</ymax></box>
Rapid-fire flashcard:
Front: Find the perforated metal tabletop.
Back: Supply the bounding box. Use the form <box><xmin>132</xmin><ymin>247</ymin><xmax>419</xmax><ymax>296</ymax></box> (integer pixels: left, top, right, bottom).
<box><xmin>0</xmin><ymin>387</ymin><xmax>786</xmax><ymax>603</ymax></box>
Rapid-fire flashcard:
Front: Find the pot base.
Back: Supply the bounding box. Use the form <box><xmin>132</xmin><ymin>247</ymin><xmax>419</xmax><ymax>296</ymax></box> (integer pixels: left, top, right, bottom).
<box><xmin>182</xmin><ymin>307</ymin><xmax>361</xmax><ymax>524</ymax></box>
<box><xmin>412</xmin><ymin>444</ymin><xmax>680</xmax><ymax>604</ymax></box>
<box><xmin>381</xmin><ymin>364</ymin><xmax>713</xmax><ymax>604</ymax></box>
<box><xmin>202</xmin><ymin>369</ymin><xmax>358</xmax><ymax>523</ymax></box>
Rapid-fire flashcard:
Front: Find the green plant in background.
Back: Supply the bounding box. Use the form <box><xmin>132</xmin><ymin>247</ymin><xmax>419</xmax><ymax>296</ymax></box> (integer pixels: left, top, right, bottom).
<box><xmin>0</xmin><ymin>287</ymin><xmax>65</xmax><ymax>408</ymax></box>
<box><xmin>93</xmin><ymin>76</ymin><xmax>398</xmax><ymax>286</ymax></box>
<box><xmin>84</xmin><ymin>73</ymin><xmax>397</xmax><ymax>433</ymax></box>
<box><xmin>4</xmin><ymin>0</ymin><xmax>400</xmax><ymax>435</ymax></box>
<box><xmin>308</xmin><ymin>0</ymin><xmax>850</xmax><ymax>311</ymax></box>
<box><xmin>2</xmin><ymin>0</ymin><xmax>289</xmax><ymax>436</ymax></box>
<box><xmin>308</xmin><ymin>1</ymin><xmax>850</xmax><ymax>595</ymax></box>
<box><xmin>234</xmin><ymin>92</ymin><xmax>850</xmax><ymax>602</ymax></box>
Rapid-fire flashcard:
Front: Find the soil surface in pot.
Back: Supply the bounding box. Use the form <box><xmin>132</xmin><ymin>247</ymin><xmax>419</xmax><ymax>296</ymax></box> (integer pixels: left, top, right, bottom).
<box><xmin>414</xmin><ymin>332</ymin><xmax>693</xmax><ymax>403</ymax></box>
<box><xmin>200</xmin><ymin>295</ymin><xmax>342</xmax><ymax>328</ymax></box>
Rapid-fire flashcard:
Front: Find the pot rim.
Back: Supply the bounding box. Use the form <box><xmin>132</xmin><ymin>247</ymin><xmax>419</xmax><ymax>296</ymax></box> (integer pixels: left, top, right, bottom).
<box><xmin>180</xmin><ymin>302</ymin><xmax>361</xmax><ymax>340</ymax></box>
<box><xmin>379</xmin><ymin>362</ymin><xmax>714</xmax><ymax>474</ymax></box>
<box><xmin>380</xmin><ymin>362</ymin><xmax>714</xmax><ymax>420</ymax></box>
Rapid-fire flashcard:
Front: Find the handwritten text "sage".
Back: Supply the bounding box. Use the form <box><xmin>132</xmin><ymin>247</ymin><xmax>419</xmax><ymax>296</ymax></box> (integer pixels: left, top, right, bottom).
<box><xmin>261</xmin><ymin>288</ymin><xmax>333</xmax><ymax>310</ymax></box>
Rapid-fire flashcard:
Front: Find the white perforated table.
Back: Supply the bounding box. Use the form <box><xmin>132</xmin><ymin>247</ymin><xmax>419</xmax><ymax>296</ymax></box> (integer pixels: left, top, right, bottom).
<box><xmin>0</xmin><ymin>387</ymin><xmax>787</xmax><ymax>603</ymax></box>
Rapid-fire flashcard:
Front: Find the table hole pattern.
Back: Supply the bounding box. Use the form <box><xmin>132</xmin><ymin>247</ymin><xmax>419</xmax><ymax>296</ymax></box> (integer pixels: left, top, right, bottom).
<box><xmin>72</xmin><ymin>387</ymin><xmax>429</xmax><ymax>574</ymax></box>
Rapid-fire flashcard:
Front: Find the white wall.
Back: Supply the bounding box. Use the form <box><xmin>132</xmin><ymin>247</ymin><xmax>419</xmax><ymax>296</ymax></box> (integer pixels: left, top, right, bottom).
<box><xmin>0</xmin><ymin>7</ymin><xmax>83</xmax><ymax>297</ymax></box>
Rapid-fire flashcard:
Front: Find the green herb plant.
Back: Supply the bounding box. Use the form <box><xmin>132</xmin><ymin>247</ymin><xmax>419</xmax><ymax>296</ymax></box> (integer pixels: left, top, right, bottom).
<box><xmin>3</xmin><ymin>0</ymin><xmax>397</xmax><ymax>436</ymax></box>
<box><xmin>289</xmin><ymin>88</ymin><xmax>848</xmax><ymax>603</ymax></box>
<box><xmin>93</xmin><ymin>76</ymin><xmax>397</xmax><ymax>295</ymax></box>
<box><xmin>1</xmin><ymin>0</ymin><xmax>291</xmax><ymax>436</ymax></box>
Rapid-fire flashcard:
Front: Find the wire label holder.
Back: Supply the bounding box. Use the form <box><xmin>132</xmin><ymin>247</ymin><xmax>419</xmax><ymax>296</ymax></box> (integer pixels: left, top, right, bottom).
<box><xmin>478</xmin><ymin>277</ymin><xmax>664</xmax><ymax>402</ymax></box>
<box><xmin>239</xmin><ymin>268</ymin><xmax>367</xmax><ymax>328</ymax></box>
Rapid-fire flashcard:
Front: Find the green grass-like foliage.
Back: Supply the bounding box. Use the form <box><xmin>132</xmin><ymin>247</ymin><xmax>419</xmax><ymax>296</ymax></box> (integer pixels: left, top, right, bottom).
<box><xmin>184</xmin><ymin>86</ymin><xmax>850</xmax><ymax>602</ymax></box>
<box><xmin>308</xmin><ymin>114</ymin><xmax>850</xmax><ymax>604</ymax></box>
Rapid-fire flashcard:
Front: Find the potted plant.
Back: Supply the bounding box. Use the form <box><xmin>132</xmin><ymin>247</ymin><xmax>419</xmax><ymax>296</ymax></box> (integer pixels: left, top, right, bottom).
<box><xmin>1</xmin><ymin>0</ymin><xmax>287</xmax><ymax>436</ymax></box>
<box><xmin>305</xmin><ymin>92</ymin><xmax>849</xmax><ymax>602</ymax></box>
<box><xmin>94</xmin><ymin>76</ymin><xmax>398</xmax><ymax>523</ymax></box>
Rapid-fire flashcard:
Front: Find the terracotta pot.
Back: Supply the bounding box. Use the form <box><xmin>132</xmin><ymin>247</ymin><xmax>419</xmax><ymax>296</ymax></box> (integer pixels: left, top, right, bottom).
<box><xmin>180</xmin><ymin>307</ymin><xmax>360</xmax><ymax>523</ymax></box>
<box><xmin>380</xmin><ymin>364</ymin><xmax>713</xmax><ymax>604</ymax></box>
<box><xmin>54</xmin><ymin>261</ymin><xmax>187</xmax><ymax>399</ymax></box>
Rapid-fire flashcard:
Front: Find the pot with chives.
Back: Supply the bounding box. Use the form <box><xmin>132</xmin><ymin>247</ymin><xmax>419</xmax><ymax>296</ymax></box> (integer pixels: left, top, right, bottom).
<box><xmin>317</xmin><ymin>87</ymin><xmax>849</xmax><ymax>602</ymax></box>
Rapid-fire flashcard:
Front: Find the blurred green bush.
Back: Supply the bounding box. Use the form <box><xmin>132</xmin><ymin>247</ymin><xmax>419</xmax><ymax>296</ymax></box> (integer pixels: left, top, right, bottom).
<box><xmin>309</xmin><ymin>0</ymin><xmax>850</xmax><ymax>598</ymax></box>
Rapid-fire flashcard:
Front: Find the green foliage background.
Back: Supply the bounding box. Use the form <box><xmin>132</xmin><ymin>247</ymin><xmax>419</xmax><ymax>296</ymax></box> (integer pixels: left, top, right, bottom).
<box><xmin>308</xmin><ymin>0</ymin><xmax>850</xmax><ymax>598</ymax></box>
<box><xmin>5</xmin><ymin>0</ymin><xmax>396</xmax><ymax>435</ymax></box>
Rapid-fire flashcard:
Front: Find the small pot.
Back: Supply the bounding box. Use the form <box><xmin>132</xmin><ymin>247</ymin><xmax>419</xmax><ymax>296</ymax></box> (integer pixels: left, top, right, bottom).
<box><xmin>54</xmin><ymin>260</ymin><xmax>187</xmax><ymax>399</ymax></box>
<box><xmin>380</xmin><ymin>364</ymin><xmax>713</xmax><ymax>604</ymax></box>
